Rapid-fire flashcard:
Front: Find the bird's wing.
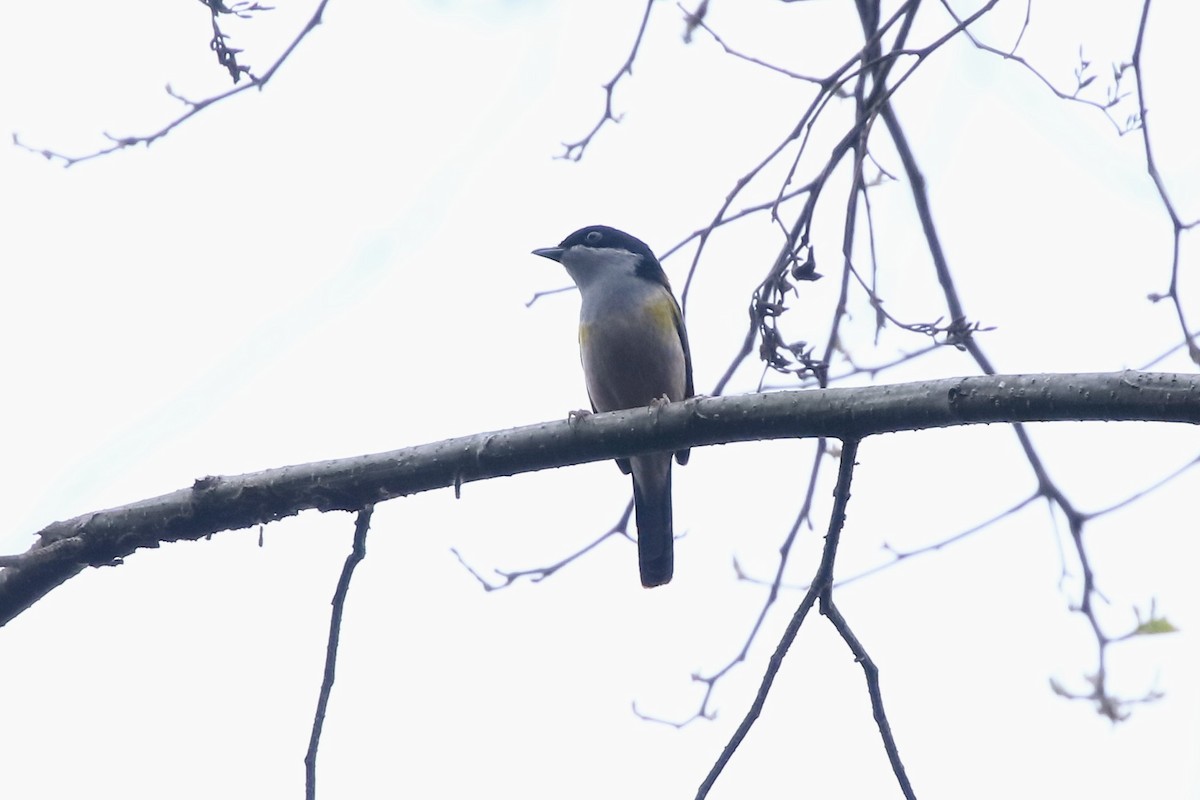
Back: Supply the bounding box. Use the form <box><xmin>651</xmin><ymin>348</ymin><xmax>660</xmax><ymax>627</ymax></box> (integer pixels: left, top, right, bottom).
<box><xmin>668</xmin><ymin>292</ymin><xmax>693</xmax><ymax>466</ymax></box>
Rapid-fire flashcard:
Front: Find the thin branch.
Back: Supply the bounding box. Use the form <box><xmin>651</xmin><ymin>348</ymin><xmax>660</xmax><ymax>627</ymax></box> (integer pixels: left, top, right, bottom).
<box><xmin>523</xmin><ymin>284</ymin><xmax>575</xmax><ymax>308</ymax></box>
<box><xmin>697</xmin><ymin>438</ymin><xmax>861</xmax><ymax>799</ymax></box>
<box><xmin>847</xmin><ymin>259</ymin><xmax>994</xmax><ymax>344</ymax></box>
<box><xmin>679</xmin><ymin>0</ymin><xmax>929</xmax><ymax>324</ymax></box>
<box><xmin>825</xmin><ymin>342</ymin><xmax>942</xmax><ymax>384</ymax></box>
<box><xmin>659</xmin><ymin>183</ymin><xmax>815</xmax><ymax>264</ymax></box>
<box><xmin>681</xmin><ymin>4</ymin><xmax>824</xmax><ymax>83</ymax></box>
<box><xmin>1083</xmin><ymin>453</ymin><xmax>1200</xmax><ymax>520</ymax></box>
<box><xmin>748</xmin><ymin>449</ymin><xmax>1199</xmax><ymax>598</ymax></box>
<box><xmin>1139</xmin><ymin>329</ymin><xmax>1200</xmax><ymax>370</ymax></box>
<box><xmin>940</xmin><ymin>0</ymin><xmax>1141</xmax><ymax>135</ymax></box>
<box><xmin>878</xmin><ymin>96</ymin><xmax>1143</xmax><ymax>716</ymax></box>
<box><xmin>705</xmin><ymin>0</ymin><xmax>1000</xmax><ymax>391</ymax></box>
<box><xmin>643</xmin><ymin>441</ymin><xmax>826</xmax><ymax>727</ymax></box>
<box><xmin>452</xmin><ymin>501</ymin><xmax>634</xmax><ymax>590</ymax></box>
<box><xmin>938</xmin><ymin>0</ymin><xmax>1197</xmax><ymax>360</ymax></box>
<box><xmin>840</xmin><ymin>493</ymin><xmax>1041</xmax><ymax>589</ymax></box>
<box><xmin>822</xmin><ymin>599</ymin><xmax>915</xmax><ymax>800</ymax></box>
<box><xmin>734</xmin><ymin>492</ymin><xmax>1040</xmax><ymax>592</ymax></box>
<box><xmin>305</xmin><ymin>505</ymin><xmax>373</xmax><ymax>800</ymax></box>
<box><xmin>13</xmin><ymin>0</ymin><xmax>330</xmax><ymax>166</ymax></box>
<box><xmin>200</xmin><ymin>0</ymin><xmax>275</xmax><ymax>82</ymax></box>
<box><xmin>557</xmin><ymin>0</ymin><xmax>656</xmax><ymax>161</ymax></box>
<box><xmin>1131</xmin><ymin>0</ymin><xmax>1200</xmax><ymax>365</ymax></box>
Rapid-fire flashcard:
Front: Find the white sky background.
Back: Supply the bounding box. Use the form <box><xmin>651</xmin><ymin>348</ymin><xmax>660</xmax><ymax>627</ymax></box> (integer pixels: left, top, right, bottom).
<box><xmin>1</xmin><ymin>0</ymin><xmax>1197</xmax><ymax>797</ymax></box>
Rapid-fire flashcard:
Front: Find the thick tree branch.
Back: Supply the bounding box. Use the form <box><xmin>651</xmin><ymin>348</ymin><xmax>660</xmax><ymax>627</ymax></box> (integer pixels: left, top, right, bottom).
<box><xmin>1</xmin><ymin>371</ymin><xmax>1195</xmax><ymax>626</ymax></box>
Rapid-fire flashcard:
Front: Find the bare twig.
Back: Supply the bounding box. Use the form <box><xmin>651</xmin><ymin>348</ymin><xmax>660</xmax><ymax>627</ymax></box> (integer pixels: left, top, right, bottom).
<box><xmin>1139</xmin><ymin>329</ymin><xmax>1200</xmax><ymax>370</ymax></box>
<box><xmin>13</xmin><ymin>0</ymin><xmax>330</xmax><ymax>166</ymax></box>
<box><xmin>1131</xmin><ymin>0</ymin><xmax>1200</xmax><ymax>365</ymax></box>
<box><xmin>305</xmin><ymin>505</ymin><xmax>374</xmax><ymax>800</ymax></box>
<box><xmin>940</xmin><ymin>0</ymin><xmax>1142</xmax><ymax>135</ymax></box>
<box><xmin>558</xmin><ymin>0</ymin><xmax>656</xmax><ymax>161</ymax></box>
<box><xmin>822</xmin><ymin>599</ymin><xmax>915</xmax><ymax>799</ymax></box>
<box><xmin>703</xmin><ymin>0</ymin><xmax>1001</xmax><ymax>392</ymax></box>
<box><xmin>844</xmin><ymin>493</ymin><xmax>1041</xmax><ymax>589</ymax></box>
<box><xmin>938</xmin><ymin>0</ymin><xmax>1196</xmax><ymax>362</ymax></box>
<box><xmin>523</xmin><ymin>284</ymin><xmax>575</xmax><ymax>308</ymax></box>
<box><xmin>1083</xmin><ymin>453</ymin><xmax>1200</xmax><ymax>520</ymax></box>
<box><xmin>453</xmin><ymin>501</ymin><xmax>634</xmax><ymax>590</ymax></box>
<box><xmin>744</xmin><ymin>447</ymin><xmax>1199</xmax><ymax>595</ymax></box>
<box><xmin>879</xmin><ymin>97</ymin><xmax>1140</xmax><ymax>715</ymax></box>
<box><xmin>643</xmin><ymin>441</ymin><xmax>827</xmax><ymax>727</ymax></box>
<box><xmin>680</xmin><ymin>4</ymin><xmax>824</xmax><ymax>83</ymax></box>
<box><xmin>199</xmin><ymin>0</ymin><xmax>275</xmax><ymax>82</ymax></box>
<box><xmin>697</xmin><ymin>438</ymin><xmax>861</xmax><ymax>799</ymax></box>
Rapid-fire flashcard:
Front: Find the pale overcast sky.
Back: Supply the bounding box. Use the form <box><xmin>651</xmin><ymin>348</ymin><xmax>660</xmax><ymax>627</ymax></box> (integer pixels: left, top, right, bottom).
<box><xmin>0</xmin><ymin>2</ymin><xmax>1197</xmax><ymax>798</ymax></box>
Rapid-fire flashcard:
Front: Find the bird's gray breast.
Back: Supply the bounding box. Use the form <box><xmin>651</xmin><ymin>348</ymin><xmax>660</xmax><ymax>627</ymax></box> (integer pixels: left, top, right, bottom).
<box><xmin>577</xmin><ymin>277</ymin><xmax>686</xmax><ymax>413</ymax></box>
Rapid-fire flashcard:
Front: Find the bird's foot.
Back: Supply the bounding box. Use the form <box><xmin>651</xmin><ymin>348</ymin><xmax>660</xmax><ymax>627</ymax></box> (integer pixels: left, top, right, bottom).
<box><xmin>567</xmin><ymin>408</ymin><xmax>593</xmax><ymax>425</ymax></box>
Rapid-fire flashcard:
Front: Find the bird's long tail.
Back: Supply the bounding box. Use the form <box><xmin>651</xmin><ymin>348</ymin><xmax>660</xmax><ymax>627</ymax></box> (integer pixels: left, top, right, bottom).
<box><xmin>631</xmin><ymin>455</ymin><xmax>673</xmax><ymax>588</ymax></box>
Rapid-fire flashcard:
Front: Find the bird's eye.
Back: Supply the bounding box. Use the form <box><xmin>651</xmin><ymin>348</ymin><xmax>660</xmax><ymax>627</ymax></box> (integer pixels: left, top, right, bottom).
<box><xmin>585</xmin><ymin>231</ymin><xmax>603</xmax><ymax>245</ymax></box>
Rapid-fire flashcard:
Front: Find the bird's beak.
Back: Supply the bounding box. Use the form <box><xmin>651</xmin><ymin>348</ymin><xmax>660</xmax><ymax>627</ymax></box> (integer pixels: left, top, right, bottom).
<box><xmin>531</xmin><ymin>246</ymin><xmax>564</xmax><ymax>262</ymax></box>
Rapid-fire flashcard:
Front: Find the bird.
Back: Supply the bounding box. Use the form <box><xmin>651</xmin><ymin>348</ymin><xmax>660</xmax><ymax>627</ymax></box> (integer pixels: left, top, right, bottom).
<box><xmin>533</xmin><ymin>225</ymin><xmax>693</xmax><ymax>587</ymax></box>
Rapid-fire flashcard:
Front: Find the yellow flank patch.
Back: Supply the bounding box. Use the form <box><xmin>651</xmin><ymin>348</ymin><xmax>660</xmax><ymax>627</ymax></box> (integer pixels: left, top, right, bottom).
<box><xmin>646</xmin><ymin>294</ymin><xmax>681</xmax><ymax>333</ymax></box>
<box><xmin>577</xmin><ymin>293</ymin><xmax>679</xmax><ymax>346</ymax></box>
